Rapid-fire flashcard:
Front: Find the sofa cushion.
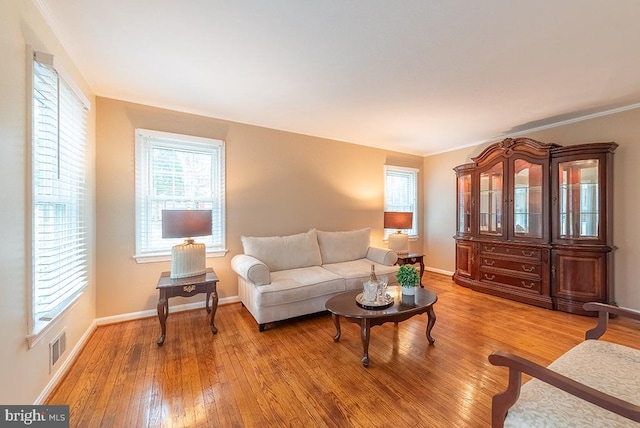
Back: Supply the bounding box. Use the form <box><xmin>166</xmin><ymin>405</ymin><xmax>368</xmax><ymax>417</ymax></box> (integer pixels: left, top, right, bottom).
<box><xmin>256</xmin><ymin>266</ymin><xmax>345</xmax><ymax>307</ymax></box>
<box><xmin>323</xmin><ymin>259</ymin><xmax>399</xmax><ymax>290</ymax></box>
<box><xmin>241</xmin><ymin>229</ymin><xmax>322</xmax><ymax>272</ymax></box>
<box><xmin>317</xmin><ymin>228</ymin><xmax>371</xmax><ymax>264</ymax></box>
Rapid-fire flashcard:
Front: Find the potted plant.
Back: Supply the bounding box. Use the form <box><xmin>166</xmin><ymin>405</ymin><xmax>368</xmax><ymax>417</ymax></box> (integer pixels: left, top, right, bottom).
<box><xmin>396</xmin><ymin>265</ymin><xmax>419</xmax><ymax>295</ymax></box>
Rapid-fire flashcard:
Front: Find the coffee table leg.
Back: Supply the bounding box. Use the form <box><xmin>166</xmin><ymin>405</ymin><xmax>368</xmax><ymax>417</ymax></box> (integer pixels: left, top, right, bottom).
<box><xmin>360</xmin><ymin>319</ymin><xmax>371</xmax><ymax>367</ymax></box>
<box><xmin>426</xmin><ymin>305</ymin><xmax>436</xmax><ymax>344</ymax></box>
<box><xmin>332</xmin><ymin>313</ymin><xmax>341</xmax><ymax>341</ymax></box>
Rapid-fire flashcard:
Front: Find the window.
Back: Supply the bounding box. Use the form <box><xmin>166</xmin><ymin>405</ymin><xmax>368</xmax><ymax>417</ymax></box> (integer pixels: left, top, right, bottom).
<box><xmin>134</xmin><ymin>129</ymin><xmax>226</xmax><ymax>260</ymax></box>
<box><xmin>29</xmin><ymin>50</ymin><xmax>90</xmax><ymax>338</ymax></box>
<box><xmin>384</xmin><ymin>166</ymin><xmax>418</xmax><ymax>239</ymax></box>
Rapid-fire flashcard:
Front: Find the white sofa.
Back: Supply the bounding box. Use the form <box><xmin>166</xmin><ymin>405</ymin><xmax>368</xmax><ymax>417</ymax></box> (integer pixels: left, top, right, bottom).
<box><xmin>231</xmin><ymin>228</ymin><xmax>399</xmax><ymax>331</ymax></box>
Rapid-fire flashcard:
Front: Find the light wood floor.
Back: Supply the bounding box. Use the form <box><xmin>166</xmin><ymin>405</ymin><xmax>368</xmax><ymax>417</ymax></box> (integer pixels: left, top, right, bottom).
<box><xmin>46</xmin><ymin>272</ymin><xmax>640</xmax><ymax>427</ymax></box>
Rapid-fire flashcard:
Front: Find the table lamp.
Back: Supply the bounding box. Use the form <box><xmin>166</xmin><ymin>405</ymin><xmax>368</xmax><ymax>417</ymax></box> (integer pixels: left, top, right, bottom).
<box><xmin>162</xmin><ymin>209</ymin><xmax>212</xmax><ymax>279</ymax></box>
<box><xmin>384</xmin><ymin>211</ymin><xmax>412</xmax><ymax>256</ymax></box>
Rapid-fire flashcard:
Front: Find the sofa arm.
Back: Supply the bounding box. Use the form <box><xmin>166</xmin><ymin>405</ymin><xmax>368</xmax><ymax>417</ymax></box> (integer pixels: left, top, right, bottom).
<box><xmin>366</xmin><ymin>247</ymin><xmax>398</xmax><ymax>266</ymax></box>
<box><xmin>231</xmin><ymin>254</ymin><xmax>271</xmax><ymax>286</ymax></box>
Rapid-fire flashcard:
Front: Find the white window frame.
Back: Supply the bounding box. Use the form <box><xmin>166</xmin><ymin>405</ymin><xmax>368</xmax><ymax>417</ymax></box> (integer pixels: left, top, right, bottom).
<box><xmin>134</xmin><ymin>129</ymin><xmax>226</xmax><ymax>262</ymax></box>
<box><xmin>384</xmin><ymin>165</ymin><xmax>419</xmax><ymax>240</ymax></box>
<box><xmin>27</xmin><ymin>48</ymin><xmax>91</xmax><ymax>346</ymax></box>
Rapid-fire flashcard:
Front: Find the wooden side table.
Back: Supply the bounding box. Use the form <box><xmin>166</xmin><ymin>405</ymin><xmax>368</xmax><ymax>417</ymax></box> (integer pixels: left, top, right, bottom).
<box><xmin>396</xmin><ymin>253</ymin><xmax>425</xmax><ymax>287</ymax></box>
<box><xmin>156</xmin><ymin>267</ymin><xmax>219</xmax><ymax>346</ymax></box>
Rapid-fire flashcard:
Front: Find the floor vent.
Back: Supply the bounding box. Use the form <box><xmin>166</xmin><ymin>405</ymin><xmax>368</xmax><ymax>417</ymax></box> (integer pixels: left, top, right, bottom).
<box><xmin>49</xmin><ymin>330</ymin><xmax>67</xmax><ymax>372</ymax></box>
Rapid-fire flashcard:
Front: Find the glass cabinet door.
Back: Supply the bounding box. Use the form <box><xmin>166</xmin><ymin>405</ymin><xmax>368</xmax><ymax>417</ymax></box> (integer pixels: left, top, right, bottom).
<box><xmin>558</xmin><ymin>159</ymin><xmax>599</xmax><ymax>239</ymax></box>
<box><xmin>513</xmin><ymin>159</ymin><xmax>544</xmax><ymax>239</ymax></box>
<box><xmin>479</xmin><ymin>162</ymin><xmax>503</xmax><ymax>235</ymax></box>
<box><xmin>457</xmin><ymin>173</ymin><xmax>472</xmax><ymax>234</ymax></box>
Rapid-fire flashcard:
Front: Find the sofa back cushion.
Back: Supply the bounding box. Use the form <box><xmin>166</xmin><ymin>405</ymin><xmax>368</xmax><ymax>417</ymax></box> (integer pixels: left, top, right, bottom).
<box><xmin>241</xmin><ymin>229</ymin><xmax>322</xmax><ymax>272</ymax></box>
<box><xmin>317</xmin><ymin>228</ymin><xmax>371</xmax><ymax>264</ymax></box>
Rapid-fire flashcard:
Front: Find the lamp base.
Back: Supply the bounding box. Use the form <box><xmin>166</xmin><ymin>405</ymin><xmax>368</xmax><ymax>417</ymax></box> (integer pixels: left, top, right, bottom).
<box><xmin>388</xmin><ymin>232</ymin><xmax>409</xmax><ymax>256</ymax></box>
<box><xmin>170</xmin><ymin>240</ymin><xmax>206</xmax><ymax>279</ymax></box>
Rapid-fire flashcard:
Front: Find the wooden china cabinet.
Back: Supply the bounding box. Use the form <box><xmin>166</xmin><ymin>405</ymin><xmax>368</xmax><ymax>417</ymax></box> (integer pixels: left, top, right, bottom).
<box><xmin>453</xmin><ymin>137</ymin><xmax>617</xmax><ymax>315</ymax></box>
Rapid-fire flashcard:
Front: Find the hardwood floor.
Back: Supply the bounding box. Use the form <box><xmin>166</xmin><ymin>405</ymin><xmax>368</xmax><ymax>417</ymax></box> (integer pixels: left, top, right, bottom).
<box><xmin>46</xmin><ymin>272</ymin><xmax>640</xmax><ymax>427</ymax></box>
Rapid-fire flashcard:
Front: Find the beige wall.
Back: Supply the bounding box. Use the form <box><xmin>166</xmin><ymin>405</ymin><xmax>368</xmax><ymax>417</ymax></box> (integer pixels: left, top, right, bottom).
<box><xmin>95</xmin><ymin>97</ymin><xmax>423</xmax><ymax>317</ymax></box>
<box><xmin>423</xmin><ymin>107</ymin><xmax>640</xmax><ymax>310</ymax></box>
<box><xmin>0</xmin><ymin>0</ymin><xmax>96</xmax><ymax>404</ymax></box>
<box><xmin>5</xmin><ymin>0</ymin><xmax>639</xmax><ymax>406</ymax></box>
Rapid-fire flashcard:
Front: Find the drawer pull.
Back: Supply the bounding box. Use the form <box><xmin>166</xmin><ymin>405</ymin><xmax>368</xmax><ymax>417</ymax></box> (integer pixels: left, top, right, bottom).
<box><xmin>522</xmin><ymin>250</ymin><xmax>534</xmax><ymax>257</ymax></box>
<box><xmin>521</xmin><ymin>265</ymin><xmax>534</xmax><ymax>272</ymax></box>
<box><xmin>484</xmin><ymin>260</ymin><xmax>495</xmax><ymax>266</ymax></box>
<box><xmin>521</xmin><ymin>281</ymin><xmax>534</xmax><ymax>289</ymax></box>
<box><xmin>183</xmin><ymin>285</ymin><xmax>196</xmax><ymax>293</ymax></box>
<box><xmin>484</xmin><ymin>274</ymin><xmax>495</xmax><ymax>281</ymax></box>
<box><xmin>485</xmin><ymin>246</ymin><xmax>495</xmax><ymax>253</ymax></box>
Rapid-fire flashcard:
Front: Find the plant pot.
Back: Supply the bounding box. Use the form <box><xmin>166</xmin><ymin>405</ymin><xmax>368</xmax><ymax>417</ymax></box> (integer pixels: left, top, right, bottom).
<box><xmin>401</xmin><ymin>285</ymin><xmax>416</xmax><ymax>296</ymax></box>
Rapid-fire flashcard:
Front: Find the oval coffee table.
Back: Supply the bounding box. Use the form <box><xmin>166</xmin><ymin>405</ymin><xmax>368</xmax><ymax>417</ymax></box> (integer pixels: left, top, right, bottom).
<box><xmin>325</xmin><ymin>286</ymin><xmax>437</xmax><ymax>367</ymax></box>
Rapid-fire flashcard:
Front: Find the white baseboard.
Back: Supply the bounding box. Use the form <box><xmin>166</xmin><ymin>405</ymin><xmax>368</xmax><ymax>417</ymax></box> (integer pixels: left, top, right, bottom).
<box><xmin>34</xmin><ymin>319</ymin><xmax>98</xmax><ymax>405</ymax></box>
<box><xmin>36</xmin><ymin>295</ymin><xmax>241</xmax><ymax>404</ymax></box>
<box><xmin>425</xmin><ymin>266</ymin><xmax>454</xmax><ymax>276</ymax></box>
<box><xmin>95</xmin><ymin>295</ymin><xmax>240</xmax><ymax>326</ymax></box>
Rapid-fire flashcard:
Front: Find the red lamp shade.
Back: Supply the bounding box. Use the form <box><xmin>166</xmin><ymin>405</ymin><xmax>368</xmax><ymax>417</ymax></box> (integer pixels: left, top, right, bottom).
<box><xmin>384</xmin><ymin>212</ymin><xmax>413</xmax><ymax>230</ymax></box>
<box><xmin>162</xmin><ymin>210</ymin><xmax>212</xmax><ymax>239</ymax></box>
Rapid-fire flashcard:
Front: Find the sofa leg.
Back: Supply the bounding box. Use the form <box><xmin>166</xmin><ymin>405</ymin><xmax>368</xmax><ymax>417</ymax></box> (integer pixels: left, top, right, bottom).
<box><xmin>259</xmin><ymin>324</ymin><xmax>266</xmax><ymax>332</ymax></box>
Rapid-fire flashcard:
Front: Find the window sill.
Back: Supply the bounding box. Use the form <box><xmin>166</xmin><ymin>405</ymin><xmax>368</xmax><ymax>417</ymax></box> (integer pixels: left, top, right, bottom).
<box><xmin>133</xmin><ymin>249</ymin><xmax>228</xmax><ymax>264</ymax></box>
<box><xmin>383</xmin><ymin>235</ymin><xmax>420</xmax><ymax>243</ymax></box>
<box><xmin>26</xmin><ymin>292</ymin><xmax>83</xmax><ymax>349</ymax></box>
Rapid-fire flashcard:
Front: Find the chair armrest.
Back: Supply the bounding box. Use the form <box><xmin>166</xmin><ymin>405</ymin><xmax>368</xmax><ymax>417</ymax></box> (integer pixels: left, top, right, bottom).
<box><xmin>584</xmin><ymin>302</ymin><xmax>640</xmax><ymax>340</ymax></box>
<box><xmin>366</xmin><ymin>247</ymin><xmax>398</xmax><ymax>266</ymax></box>
<box><xmin>231</xmin><ymin>254</ymin><xmax>271</xmax><ymax>286</ymax></box>
<box><xmin>488</xmin><ymin>351</ymin><xmax>640</xmax><ymax>427</ymax></box>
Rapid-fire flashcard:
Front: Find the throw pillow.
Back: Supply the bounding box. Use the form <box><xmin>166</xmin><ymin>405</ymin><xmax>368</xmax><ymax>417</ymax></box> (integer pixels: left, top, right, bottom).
<box><xmin>317</xmin><ymin>228</ymin><xmax>371</xmax><ymax>264</ymax></box>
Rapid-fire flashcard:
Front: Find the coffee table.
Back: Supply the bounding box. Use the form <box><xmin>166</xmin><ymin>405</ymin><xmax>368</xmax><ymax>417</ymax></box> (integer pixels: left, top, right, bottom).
<box><xmin>325</xmin><ymin>286</ymin><xmax>437</xmax><ymax>367</ymax></box>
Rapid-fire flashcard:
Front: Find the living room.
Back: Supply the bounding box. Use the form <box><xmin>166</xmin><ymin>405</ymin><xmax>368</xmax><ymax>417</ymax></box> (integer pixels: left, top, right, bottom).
<box><xmin>2</xmin><ymin>1</ymin><xmax>640</xmax><ymax>425</ymax></box>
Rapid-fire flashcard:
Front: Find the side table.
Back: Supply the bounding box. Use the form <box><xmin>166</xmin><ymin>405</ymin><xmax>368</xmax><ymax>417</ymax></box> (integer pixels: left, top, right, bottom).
<box><xmin>396</xmin><ymin>253</ymin><xmax>425</xmax><ymax>287</ymax></box>
<box><xmin>156</xmin><ymin>267</ymin><xmax>219</xmax><ymax>346</ymax></box>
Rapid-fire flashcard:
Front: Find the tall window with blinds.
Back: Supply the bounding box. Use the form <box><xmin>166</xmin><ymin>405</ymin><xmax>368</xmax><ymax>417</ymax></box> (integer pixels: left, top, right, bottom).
<box><xmin>134</xmin><ymin>129</ymin><xmax>225</xmax><ymax>259</ymax></box>
<box><xmin>384</xmin><ymin>166</ymin><xmax>419</xmax><ymax>239</ymax></box>
<box><xmin>31</xmin><ymin>52</ymin><xmax>89</xmax><ymax>332</ymax></box>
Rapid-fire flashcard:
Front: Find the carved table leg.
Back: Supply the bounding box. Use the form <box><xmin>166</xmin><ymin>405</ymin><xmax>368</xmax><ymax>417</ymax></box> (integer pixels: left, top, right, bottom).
<box><xmin>419</xmin><ymin>257</ymin><xmax>425</xmax><ymax>287</ymax></box>
<box><xmin>157</xmin><ymin>291</ymin><xmax>168</xmax><ymax>346</ymax></box>
<box><xmin>360</xmin><ymin>319</ymin><xmax>371</xmax><ymax>367</ymax></box>
<box><xmin>426</xmin><ymin>304</ymin><xmax>436</xmax><ymax>344</ymax></box>
<box><xmin>206</xmin><ymin>290</ymin><xmax>212</xmax><ymax>314</ymax></box>
<box><xmin>332</xmin><ymin>314</ymin><xmax>341</xmax><ymax>341</ymax></box>
<box><xmin>210</xmin><ymin>287</ymin><xmax>219</xmax><ymax>334</ymax></box>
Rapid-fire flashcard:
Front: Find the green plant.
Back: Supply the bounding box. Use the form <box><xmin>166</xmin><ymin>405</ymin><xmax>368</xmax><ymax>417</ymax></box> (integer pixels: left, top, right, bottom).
<box><xmin>396</xmin><ymin>265</ymin><xmax>419</xmax><ymax>288</ymax></box>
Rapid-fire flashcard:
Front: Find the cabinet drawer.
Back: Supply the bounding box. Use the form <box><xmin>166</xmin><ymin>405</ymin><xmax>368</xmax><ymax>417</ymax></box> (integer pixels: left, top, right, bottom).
<box><xmin>479</xmin><ymin>271</ymin><xmax>541</xmax><ymax>292</ymax></box>
<box><xmin>480</xmin><ymin>244</ymin><xmax>541</xmax><ymax>260</ymax></box>
<box><xmin>479</xmin><ymin>257</ymin><xmax>541</xmax><ymax>276</ymax></box>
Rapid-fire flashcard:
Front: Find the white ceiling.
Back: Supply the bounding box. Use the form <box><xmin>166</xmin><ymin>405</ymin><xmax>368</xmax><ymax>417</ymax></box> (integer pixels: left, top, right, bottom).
<box><xmin>36</xmin><ymin>0</ymin><xmax>640</xmax><ymax>156</ymax></box>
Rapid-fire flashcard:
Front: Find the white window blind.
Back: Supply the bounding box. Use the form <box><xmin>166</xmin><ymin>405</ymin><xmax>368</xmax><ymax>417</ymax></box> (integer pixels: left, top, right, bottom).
<box><xmin>384</xmin><ymin>166</ymin><xmax>419</xmax><ymax>239</ymax></box>
<box><xmin>31</xmin><ymin>53</ymin><xmax>88</xmax><ymax>329</ymax></box>
<box><xmin>135</xmin><ymin>129</ymin><xmax>226</xmax><ymax>260</ymax></box>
